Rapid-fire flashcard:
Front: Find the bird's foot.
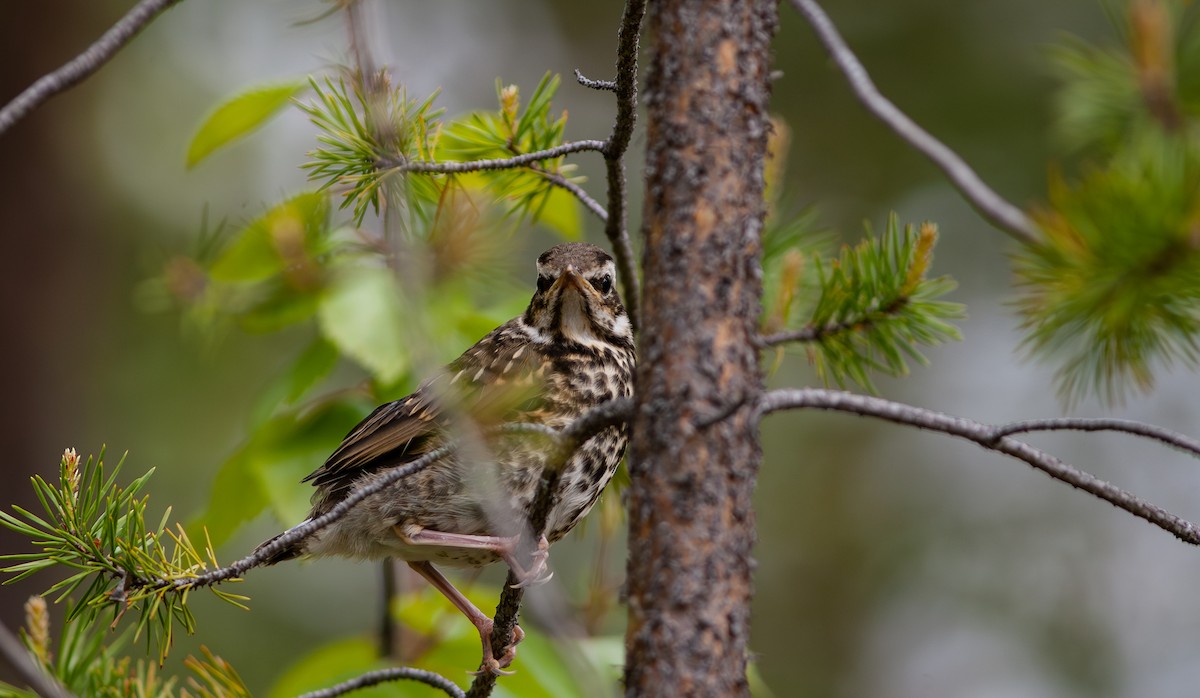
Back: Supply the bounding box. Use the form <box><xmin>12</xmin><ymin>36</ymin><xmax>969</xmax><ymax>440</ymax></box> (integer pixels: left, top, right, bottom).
<box><xmin>471</xmin><ymin>622</ymin><xmax>525</xmax><ymax>676</ymax></box>
<box><xmin>505</xmin><ymin>534</ymin><xmax>553</xmax><ymax>589</ymax></box>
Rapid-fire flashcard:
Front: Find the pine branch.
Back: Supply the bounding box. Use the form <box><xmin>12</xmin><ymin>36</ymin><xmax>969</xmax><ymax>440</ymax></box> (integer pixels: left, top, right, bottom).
<box><xmin>0</xmin><ymin>0</ymin><xmax>185</xmax><ymax>137</ymax></box>
<box><xmin>758</xmin><ymin>388</ymin><xmax>1200</xmax><ymax>545</ymax></box>
<box><xmin>786</xmin><ymin>0</ymin><xmax>1038</xmax><ymax>244</ymax></box>
<box><xmin>380</xmin><ymin>140</ymin><xmax>608</xmax><ymax>174</ymax></box>
<box><xmin>764</xmin><ymin>218</ymin><xmax>964</xmax><ymax>391</ymax></box>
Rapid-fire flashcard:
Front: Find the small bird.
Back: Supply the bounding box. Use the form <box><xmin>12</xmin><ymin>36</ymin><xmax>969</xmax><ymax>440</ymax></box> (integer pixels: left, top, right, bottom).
<box><xmin>258</xmin><ymin>242</ymin><xmax>635</xmax><ymax>673</ymax></box>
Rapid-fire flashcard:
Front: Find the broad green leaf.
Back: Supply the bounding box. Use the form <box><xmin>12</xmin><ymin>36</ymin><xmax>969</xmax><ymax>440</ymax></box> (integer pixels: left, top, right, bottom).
<box><xmin>210</xmin><ymin>191</ymin><xmax>329</xmax><ymax>283</ymax></box>
<box><xmin>187</xmin><ymin>80</ymin><xmax>307</xmax><ymax>168</ymax></box>
<box><xmin>536</xmin><ymin>185</ymin><xmax>582</xmax><ymax>240</ymax></box>
<box><xmin>317</xmin><ymin>266</ymin><xmax>409</xmax><ymax>383</ymax></box>
<box><xmin>190</xmin><ymin>400</ymin><xmax>360</xmax><ymax>545</ymax></box>
<box><xmin>249</xmin><ymin>336</ymin><xmax>340</xmax><ymax>426</ymax></box>
<box><xmin>188</xmin><ymin>447</ymin><xmax>267</xmax><ymax>548</ymax></box>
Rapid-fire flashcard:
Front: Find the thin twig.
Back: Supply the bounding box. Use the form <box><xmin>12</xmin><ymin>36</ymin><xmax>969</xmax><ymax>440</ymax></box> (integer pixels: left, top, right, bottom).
<box><xmin>466</xmin><ymin>397</ymin><xmax>633</xmax><ymax>697</ymax></box>
<box><xmin>379</xmin><ymin>140</ymin><xmax>607</xmax><ymax>174</ymax></box>
<box><xmin>528</xmin><ymin>164</ymin><xmax>609</xmax><ymax>222</ymax></box>
<box><xmin>759</xmin><ymin>317</ymin><xmax>862</xmax><ymax>347</ymax></box>
<box><xmin>0</xmin><ymin>0</ymin><xmax>185</xmax><ymax>136</ymax></box>
<box><xmin>600</xmin><ymin>0</ymin><xmax>647</xmax><ymax>333</ymax></box>
<box><xmin>992</xmin><ymin>418</ymin><xmax>1200</xmax><ymax>459</ymax></box>
<box><xmin>296</xmin><ymin>667</ymin><xmax>465</xmax><ymax>698</ymax></box>
<box><xmin>575</xmin><ymin>68</ymin><xmax>617</xmax><ymax>92</ymax></box>
<box><xmin>787</xmin><ymin>0</ymin><xmax>1039</xmax><ymax>245</ymax></box>
<box><xmin>758</xmin><ymin>388</ymin><xmax>1200</xmax><ymax>545</ymax></box>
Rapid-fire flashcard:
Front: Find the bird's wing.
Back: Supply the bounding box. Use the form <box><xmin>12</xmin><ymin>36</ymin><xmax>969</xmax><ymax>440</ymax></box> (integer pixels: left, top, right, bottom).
<box><xmin>302</xmin><ymin>319</ymin><xmax>546</xmax><ymax>500</ymax></box>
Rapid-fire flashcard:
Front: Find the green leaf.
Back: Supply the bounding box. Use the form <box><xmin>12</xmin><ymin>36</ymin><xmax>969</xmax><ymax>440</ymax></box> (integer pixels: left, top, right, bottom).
<box><xmin>250</xmin><ymin>336</ymin><xmax>340</xmax><ymax>425</ymax></box>
<box><xmin>317</xmin><ymin>266</ymin><xmax>410</xmax><ymax>383</ymax></box>
<box><xmin>210</xmin><ymin>191</ymin><xmax>329</xmax><ymax>283</ymax></box>
<box><xmin>186</xmin><ymin>81</ymin><xmax>307</xmax><ymax>168</ymax></box>
<box><xmin>189</xmin><ymin>447</ymin><xmax>268</xmax><ymax>548</ymax></box>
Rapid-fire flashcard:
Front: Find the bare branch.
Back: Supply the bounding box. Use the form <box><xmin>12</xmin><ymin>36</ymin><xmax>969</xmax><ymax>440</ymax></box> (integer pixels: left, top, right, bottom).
<box><xmin>758</xmin><ymin>388</ymin><xmax>1200</xmax><ymax>545</ymax></box>
<box><xmin>992</xmin><ymin>418</ymin><xmax>1200</xmax><ymax>459</ymax></box>
<box><xmin>0</xmin><ymin>619</ymin><xmax>76</xmax><ymax>698</ymax></box>
<box><xmin>0</xmin><ymin>0</ymin><xmax>185</xmax><ymax>137</ymax></box>
<box><xmin>378</xmin><ymin>140</ymin><xmax>607</xmax><ymax>174</ymax></box>
<box><xmin>574</xmin><ymin>68</ymin><xmax>617</xmax><ymax>92</ymax></box>
<box><xmin>600</xmin><ymin>0</ymin><xmax>648</xmax><ymax>333</ymax></box>
<box><xmin>466</xmin><ymin>397</ymin><xmax>632</xmax><ymax>697</ymax></box>
<box><xmin>527</xmin><ymin>164</ymin><xmax>609</xmax><ymax>222</ymax></box>
<box><xmin>296</xmin><ymin>667</ymin><xmax>465</xmax><ymax>698</ymax></box>
<box><xmin>786</xmin><ymin>0</ymin><xmax>1039</xmax><ymax>245</ymax></box>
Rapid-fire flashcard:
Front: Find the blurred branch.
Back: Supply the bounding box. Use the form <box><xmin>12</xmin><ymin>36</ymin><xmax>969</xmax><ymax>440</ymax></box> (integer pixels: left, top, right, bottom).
<box><xmin>528</xmin><ymin>164</ymin><xmax>609</xmax><ymax>222</ymax></box>
<box><xmin>599</xmin><ymin>0</ymin><xmax>647</xmax><ymax>333</ymax></box>
<box><xmin>758</xmin><ymin>388</ymin><xmax>1200</xmax><ymax>545</ymax></box>
<box><xmin>466</xmin><ymin>396</ymin><xmax>632</xmax><ymax>696</ymax></box>
<box><xmin>378</xmin><ymin>140</ymin><xmax>607</xmax><ymax>173</ymax></box>
<box><xmin>787</xmin><ymin>0</ymin><xmax>1039</xmax><ymax>245</ymax></box>
<box><xmin>0</xmin><ymin>618</ymin><xmax>75</xmax><ymax>698</ymax></box>
<box><xmin>0</xmin><ymin>0</ymin><xmax>185</xmax><ymax>137</ymax></box>
<box><xmin>296</xmin><ymin>667</ymin><xmax>466</xmax><ymax>698</ymax></box>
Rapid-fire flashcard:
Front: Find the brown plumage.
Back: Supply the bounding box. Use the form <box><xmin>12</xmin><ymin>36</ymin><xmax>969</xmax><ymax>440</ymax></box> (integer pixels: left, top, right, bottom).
<box><xmin>256</xmin><ymin>242</ymin><xmax>635</xmax><ymax>673</ymax></box>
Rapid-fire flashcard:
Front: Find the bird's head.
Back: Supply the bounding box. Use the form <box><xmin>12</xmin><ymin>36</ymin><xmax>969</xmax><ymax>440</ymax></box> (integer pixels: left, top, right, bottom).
<box><xmin>523</xmin><ymin>243</ymin><xmax>631</xmax><ymax>348</ymax></box>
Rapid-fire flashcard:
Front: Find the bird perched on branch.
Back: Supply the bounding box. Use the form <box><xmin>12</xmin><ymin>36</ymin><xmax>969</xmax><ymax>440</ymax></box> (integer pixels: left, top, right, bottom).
<box><xmin>257</xmin><ymin>242</ymin><xmax>635</xmax><ymax>674</ymax></box>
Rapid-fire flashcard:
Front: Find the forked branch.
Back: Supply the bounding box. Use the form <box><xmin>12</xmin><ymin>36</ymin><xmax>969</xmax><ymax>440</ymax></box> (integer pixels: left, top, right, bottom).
<box><xmin>759</xmin><ymin>388</ymin><xmax>1200</xmax><ymax>544</ymax></box>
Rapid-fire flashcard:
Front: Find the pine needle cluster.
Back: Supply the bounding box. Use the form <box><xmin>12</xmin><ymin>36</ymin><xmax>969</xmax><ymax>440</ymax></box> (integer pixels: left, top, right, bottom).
<box><xmin>0</xmin><ymin>449</ymin><xmax>247</xmax><ymax>665</ymax></box>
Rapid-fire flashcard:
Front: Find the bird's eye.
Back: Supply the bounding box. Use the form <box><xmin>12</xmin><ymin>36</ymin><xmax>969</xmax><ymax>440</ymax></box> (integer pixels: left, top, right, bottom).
<box><xmin>537</xmin><ymin>275</ymin><xmax>552</xmax><ymax>293</ymax></box>
<box><xmin>593</xmin><ymin>274</ymin><xmax>613</xmax><ymax>294</ymax></box>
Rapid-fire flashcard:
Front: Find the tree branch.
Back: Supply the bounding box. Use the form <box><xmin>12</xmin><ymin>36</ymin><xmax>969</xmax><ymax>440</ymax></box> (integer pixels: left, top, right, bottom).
<box><xmin>465</xmin><ymin>397</ymin><xmax>632</xmax><ymax>697</ymax></box>
<box><xmin>377</xmin><ymin>140</ymin><xmax>607</xmax><ymax>174</ymax></box>
<box><xmin>0</xmin><ymin>0</ymin><xmax>185</xmax><ymax>137</ymax></box>
<box><xmin>296</xmin><ymin>667</ymin><xmax>465</xmax><ymax>698</ymax></box>
<box><xmin>758</xmin><ymin>388</ymin><xmax>1200</xmax><ymax>545</ymax></box>
<box><xmin>786</xmin><ymin>0</ymin><xmax>1039</xmax><ymax>245</ymax></box>
<box><xmin>759</xmin><ymin>317</ymin><xmax>870</xmax><ymax>347</ymax></box>
<box><xmin>599</xmin><ymin>0</ymin><xmax>647</xmax><ymax>333</ymax></box>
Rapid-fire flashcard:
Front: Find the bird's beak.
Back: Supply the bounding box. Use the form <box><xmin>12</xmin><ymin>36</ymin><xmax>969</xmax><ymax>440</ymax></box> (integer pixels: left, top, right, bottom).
<box><xmin>553</xmin><ymin>265</ymin><xmax>601</xmax><ymax>301</ymax></box>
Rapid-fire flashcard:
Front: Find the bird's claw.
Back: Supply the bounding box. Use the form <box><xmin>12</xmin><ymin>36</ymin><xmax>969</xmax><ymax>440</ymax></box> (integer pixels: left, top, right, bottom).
<box><xmin>473</xmin><ymin>622</ymin><xmax>524</xmax><ymax>675</ymax></box>
<box><xmin>507</xmin><ymin>535</ymin><xmax>553</xmax><ymax>588</ymax></box>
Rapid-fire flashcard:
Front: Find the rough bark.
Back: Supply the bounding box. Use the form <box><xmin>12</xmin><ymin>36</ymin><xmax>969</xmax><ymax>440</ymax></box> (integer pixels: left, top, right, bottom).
<box><xmin>624</xmin><ymin>0</ymin><xmax>777</xmax><ymax>695</ymax></box>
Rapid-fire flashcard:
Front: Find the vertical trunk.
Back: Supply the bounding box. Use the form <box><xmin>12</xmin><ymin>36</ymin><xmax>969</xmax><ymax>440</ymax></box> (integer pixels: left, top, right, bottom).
<box><xmin>624</xmin><ymin>0</ymin><xmax>776</xmax><ymax>695</ymax></box>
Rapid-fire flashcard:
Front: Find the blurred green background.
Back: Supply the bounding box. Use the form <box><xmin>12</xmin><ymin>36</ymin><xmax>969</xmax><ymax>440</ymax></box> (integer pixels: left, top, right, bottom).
<box><xmin>5</xmin><ymin>1</ymin><xmax>1200</xmax><ymax>696</ymax></box>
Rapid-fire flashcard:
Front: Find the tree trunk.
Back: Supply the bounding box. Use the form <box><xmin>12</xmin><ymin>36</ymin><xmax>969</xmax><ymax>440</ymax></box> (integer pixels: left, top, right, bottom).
<box><xmin>624</xmin><ymin>0</ymin><xmax>777</xmax><ymax>695</ymax></box>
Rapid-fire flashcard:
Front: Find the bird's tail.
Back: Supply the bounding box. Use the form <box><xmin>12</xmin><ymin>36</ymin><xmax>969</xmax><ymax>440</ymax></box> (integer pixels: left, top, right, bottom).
<box><xmin>254</xmin><ymin>525</ymin><xmax>305</xmax><ymax>565</ymax></box>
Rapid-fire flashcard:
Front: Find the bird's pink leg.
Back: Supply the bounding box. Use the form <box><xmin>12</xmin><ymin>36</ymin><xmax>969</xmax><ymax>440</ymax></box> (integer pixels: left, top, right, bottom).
<box><xmin>405</xmin><ymin>560</ymin><xmax>524</xmax><ymax>674</ymax></box>
<box><xmin>396</xmin><ymin>527</ymin><xmax>553</xmax><ymax>587</ymax></box>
